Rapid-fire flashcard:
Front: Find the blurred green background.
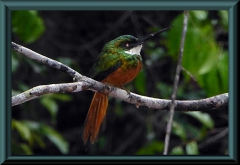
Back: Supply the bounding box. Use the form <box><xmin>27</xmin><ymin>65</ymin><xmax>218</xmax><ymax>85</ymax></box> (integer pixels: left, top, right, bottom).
<box><xmin>12</xmin><ymin>10</ymin><xmax>228</xmax><ymax>155</ymax></box>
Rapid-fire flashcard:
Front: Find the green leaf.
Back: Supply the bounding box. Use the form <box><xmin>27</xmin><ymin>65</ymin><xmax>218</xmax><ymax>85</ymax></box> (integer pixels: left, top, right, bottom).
<box><xmin>32</xmin><ymin>133</ymin><xmax>46</xmax><ymax>148</ymax></box>
<box><xmin>114</xmin><ymin>100</ymin><xmax>124</xmax><ymax>117</ymax></box>
<box><xmin>22</xmin><ymin>58</ymin><xmax>47</xmax><ymax>74</ymax></box>
<box><xmin>57</xmin><ymin>57</ymin><xmax>75</xmax><ymax>67</ymax></box>
<box><xmin>216</xmin><ymin>51</ymin><xmax>228</xmax><ymax>93</ymax></box>
<box><xmin>19</xmin><ymin>143</ymin><xmax>33</xmax><ymax>154</ymax></box>
<box><xmin>185</xmin><ymin>111</ymin><xmax>214</xmax><ymax>129</ymax></box>
<box><xmin>145</xmin><ymin>40</ymin><xmax>165</xmax><ymax>62</ymax></box>
<box><xmin>171</xmin><ymin>120</ymin><xmax>187</xmax><ymax>141</ymax></box>
<box><xmin>218</xmin><ymin>10</ymin><xmax>228</xmax><ymax>30</ymax></box>
<box><xmin>156</xmin><ymin>83</ymin><xmax>172</xmax><ymax>99</ymax></box>
<box><xmin>167</xmin><ymin>11</ymin><xmax>228</xmax><ymax>96</ymax></box>
<box><xmin>12</xmin><ymin>120</ymin><xmax>68</xmax><ymax>154</ymax></box>
<box><xmin>12</xmin><ymin>52</ymin><xmax>19</xmax><ymax>72</ymax></box>
<box><xmin>191</xmin><ymin>11</ymin><xmax>208</xmax><ymax>21</ymax></box>
<box><xmin>185</xmin><ymin>123</ymin><xmax>202</xmax><ymax>139</ymax></box>
<box><xmin>167</xmin><ymin>16</ymin><xmax>183</xmax><ymax>57</ymax></box>
<box><xmin>12</xmin><ymin>90</ymin><xmax>21</xmax><ymax>97</ymax></box>
<box><xmin>40</xmin><ymin>94</ymin><xmax>72</xmax><ymax>122</ymax></box>
<box><xmin>98</xmin><ymin>136</ymin><xmax>106</xmax><ymax>149</ymax></box>
<box><xmin>18</xmin><ymin>120</ymin><xmax>45</xmax><ymax>148</ymax></box>
<box><xmin>186</xmin><ymin>141</ymin><xmax>199</xmax><ymax>155</ymax></box>
<box><xmin>22</xmin><ymin>120</ymin><xmax>41</xmax><ymax>130</ymax></box>
<box><xmin>134</xmin><ymin>70</ymin><xmax>146</xmax><ymax>95</ymax></box>
<box><xmin>18</xmin><ymin>82</ymin><xmax>30</xmax><ymax>92</ymax></box>
<box><xmin>48</xmin><ymin>93</ymin><xmax>72</xmax><ymax>101</ymax></box>
<box><xmin>174</xmin><ymin>114</ymin><xmax>206</xmax><ymax>140</ymax></box>
<box><xmin>41</xmin><ymin>125</ymin><xmax>69</xmax><ymax>154</ymax></box>
<box><xmin>198</xmin><ymin>50</ymin><xmax>217</xmax><ymax>75</ymax></box>
<box><xmin>135</xmin><ymin>141</ymin><xmax>164</xmax><ymax>155</ymax></box>
<box><xmin>12</xmin><ymin>119</ymin><xmax>31</xmax><ymax>141</ymax></box>
<box><xmin>12</xmin><ymin>10</ymin><xmax>45</xmax><ymax>43</ymax></box>
<box><xmin>170</xmin><ymin>146</ymin><xmax>184</xmax><ymax>155</ymax></box>
<box><xmin>40</xmin><ymin>97</ymin><xmax>58</xmax><ymax>122</ymax></box>
<box><xmin>21</xmin><ymin>121</ymin><xmax>45</xmax><ymax>148</ymax></box>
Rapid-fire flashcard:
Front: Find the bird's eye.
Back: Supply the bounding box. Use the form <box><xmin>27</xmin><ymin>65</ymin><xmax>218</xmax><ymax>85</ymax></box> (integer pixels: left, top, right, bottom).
<box><xmin>126</xmin><ymin>43</ymin><xmax>129</xmax><ymax>47</ymax></box>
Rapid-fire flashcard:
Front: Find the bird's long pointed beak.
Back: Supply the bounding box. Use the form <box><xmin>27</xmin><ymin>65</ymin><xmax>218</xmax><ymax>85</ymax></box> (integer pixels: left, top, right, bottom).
<box><xmin>133</xmin><ymin>26</ymin><xmax>173</xmax><ymax>47</ymax></box>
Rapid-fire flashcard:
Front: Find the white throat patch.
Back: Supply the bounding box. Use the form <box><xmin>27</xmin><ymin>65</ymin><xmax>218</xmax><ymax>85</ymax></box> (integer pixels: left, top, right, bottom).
<box><xmin>124</xmin><ymin>45</ymin><xmax>142</xmax><ymax>55</ymax></box>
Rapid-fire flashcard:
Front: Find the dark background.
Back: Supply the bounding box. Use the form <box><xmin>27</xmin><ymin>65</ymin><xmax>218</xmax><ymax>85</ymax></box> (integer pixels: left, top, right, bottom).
<box><xmin>12</xmin><ymin>11</ymin><xmax>228</xmax><ymax>155</ymax></box>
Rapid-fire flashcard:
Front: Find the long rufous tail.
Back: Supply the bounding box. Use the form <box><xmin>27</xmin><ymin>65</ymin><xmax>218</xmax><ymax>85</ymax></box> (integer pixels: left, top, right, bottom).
<box><xmin>82</xmin><ymin>92</ymin><xmax>108</xmax><ymax>144</ymax></box>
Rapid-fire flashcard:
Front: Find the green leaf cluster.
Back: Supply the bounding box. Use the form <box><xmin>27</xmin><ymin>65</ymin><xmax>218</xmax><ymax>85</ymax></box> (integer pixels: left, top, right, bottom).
<box><xmin>170</xmin><ymin>141</ymin><xmax>199</xmax><ymax>155</ymax></box>
<box><xmin>12</xmin><ymin>10</ymin><xmax>70</xmax><ymax>155</ymax></box>
<box><xmin>12</xmin><ymin>120</ymin><xmax>69</xmax><ymax>154</ymax></box>
<box><xmin>12</xmin><ymin>10</ymin><xmax>45</xmax><ymax>43</ymax></box>
<box><xmin>167</xmin><ymin>11</ymin><xmax>228</xmax><ymax>96</ymax></box>
<box><xmin>169</xmin><ymin>111</ymin><xmax>214</xmax><ymax>155</ymax></box>
<box><xmin>136</xmin><ymin>141</ymin><xmax>164</xmax><ymax>155</ymax></box>
<box><xmin>40</xmin><ymin>94</ymin><xmax>72</xmax><ymax>123</ymax></box>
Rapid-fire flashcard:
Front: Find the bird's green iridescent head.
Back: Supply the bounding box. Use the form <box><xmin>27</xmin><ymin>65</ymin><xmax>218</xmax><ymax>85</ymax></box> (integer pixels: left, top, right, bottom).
<box><xmin>102</xmin><ymin>35</ymin><xmax>142</xmax><ymax>55</ymax></box>
<box><xmin>101</xmin><ymin>26</ymin><xmax>173</xmax><ymax>56</ymax></box>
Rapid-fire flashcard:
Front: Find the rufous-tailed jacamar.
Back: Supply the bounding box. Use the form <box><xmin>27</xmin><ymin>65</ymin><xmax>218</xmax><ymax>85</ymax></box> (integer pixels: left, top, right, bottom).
<box><xmin>83</xmin><ymin>26</ymin><xmax>172</xmax><ymax>144</ymax></box>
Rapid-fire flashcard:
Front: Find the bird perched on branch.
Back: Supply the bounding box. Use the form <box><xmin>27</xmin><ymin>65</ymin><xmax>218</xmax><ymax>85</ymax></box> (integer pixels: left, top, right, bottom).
<box><xmin>83</xmin><ymin>26</ymin><xmax>173</xmax><ymax>144</ymax></box>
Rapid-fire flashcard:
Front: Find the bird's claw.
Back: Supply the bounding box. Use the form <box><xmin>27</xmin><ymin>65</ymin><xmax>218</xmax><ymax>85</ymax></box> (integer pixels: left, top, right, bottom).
<box><xmin>121</xmin><ymin>87</ymin><xmax>131</xmax><ymax>95</ymax></box>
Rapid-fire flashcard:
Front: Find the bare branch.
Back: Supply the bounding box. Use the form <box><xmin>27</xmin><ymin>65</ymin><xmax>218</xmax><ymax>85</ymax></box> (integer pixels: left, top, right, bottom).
<box><xmin>164</xmin><ymin>10</ymin><xmax>189</xmax><ymax>155</ymax></box>
<box><xmin>12</xmin><ymin>77</ymin><xmax>228</xmax><ymax>112</ymax></box>
<box><xmin>12</xmin><ymin>82</ymin><xmax>83</xmax><ymax>106</ymax></box>
<box><xmin>12</xmin><ymin>41</ymin><xmax>228</xmax><ymax>112</ymax></box>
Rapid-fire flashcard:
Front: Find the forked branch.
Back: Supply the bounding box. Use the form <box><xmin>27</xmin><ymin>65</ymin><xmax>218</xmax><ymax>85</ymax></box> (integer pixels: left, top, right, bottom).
<box><xmin>11</xmin><ymin>42</ymin><xmax>228</xmax><ymax>111</ymax></box>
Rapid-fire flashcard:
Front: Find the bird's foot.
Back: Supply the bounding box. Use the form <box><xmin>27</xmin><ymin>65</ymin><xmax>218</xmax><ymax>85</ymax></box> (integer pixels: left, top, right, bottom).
<box><xmin>120</xmin><ymin>87</ymin><xmax>131</xmax><ymax>95</ymax></box>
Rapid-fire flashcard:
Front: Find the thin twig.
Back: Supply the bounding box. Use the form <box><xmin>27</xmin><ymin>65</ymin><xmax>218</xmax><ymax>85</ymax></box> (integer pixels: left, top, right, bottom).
<box><xmin>181</xmin><ymin>67</ymin><xmax>197</xmax><ymax>81</ymax></box>
<box><xmin>163</xmin><ymin>10</ymin><xmax>189</xmax><ymax>155</ymax></box>
<box><xmin>50</xmin><ymin>11</ymin><xmax>132</xmax><ymax>52</ymax></box>
<box><xmin>198</xmin><ymin>127</ymin><xmax>228</xmax><ymax>149</ymax></box>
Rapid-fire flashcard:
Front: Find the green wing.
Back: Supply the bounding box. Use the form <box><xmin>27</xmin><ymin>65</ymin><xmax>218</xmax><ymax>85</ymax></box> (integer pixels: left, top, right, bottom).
<box><xmin>89</xmin><ymin>52</ymin><xmax>122</xmax><ymax>82</ymax></box>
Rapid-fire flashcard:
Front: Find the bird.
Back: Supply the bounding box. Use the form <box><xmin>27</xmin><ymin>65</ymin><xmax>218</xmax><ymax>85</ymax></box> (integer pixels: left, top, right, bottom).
<box><xmin>82</xmin><ymin>26</ymin><xmax>173</xmax><ymax>144</ymax></box>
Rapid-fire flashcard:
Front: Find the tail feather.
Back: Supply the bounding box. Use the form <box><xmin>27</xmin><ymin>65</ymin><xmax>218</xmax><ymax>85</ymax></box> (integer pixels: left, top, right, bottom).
<box><xmin>83</xmin><ymin>92</ymin><xmax>108</xmax><ymax>144</ymax></box>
